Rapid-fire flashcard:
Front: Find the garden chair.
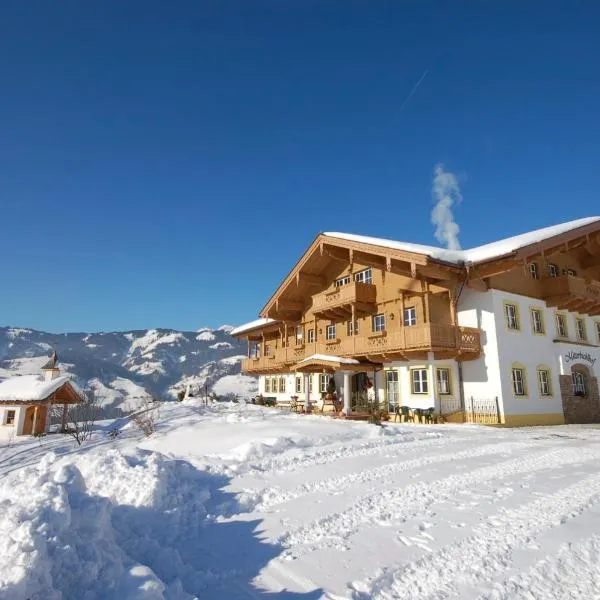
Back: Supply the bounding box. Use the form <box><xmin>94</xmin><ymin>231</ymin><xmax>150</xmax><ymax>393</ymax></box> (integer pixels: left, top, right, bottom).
<box><xmin>422</xmin><ymin>407</ymin><xmax>436</xmax><ymax>424</ymax></box>
<box><xmin>395</xmin><ymin>405</ymin><xmax>412</xmax><ymax>422</ymax></box>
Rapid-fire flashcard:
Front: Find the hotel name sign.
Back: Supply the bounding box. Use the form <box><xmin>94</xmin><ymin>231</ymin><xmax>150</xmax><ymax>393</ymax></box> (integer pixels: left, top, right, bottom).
<box><xmin>564</xmin><ymin>351</ymin><xmax>597</xmax><ymax>367</ymax></box>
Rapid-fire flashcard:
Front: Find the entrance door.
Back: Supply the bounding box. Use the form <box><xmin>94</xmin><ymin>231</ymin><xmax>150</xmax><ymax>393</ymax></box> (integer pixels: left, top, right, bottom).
<box><xmin>23</xmin><ymin>406</ymin><xmax>35</xmax><ymax>435</ymax></box>
<box><xmin>386</xmin><ymin>370</ymin><xmax>400</xmax><ymax>411</ymax></box>
<box><xmin>351</xmin><ymin>372</ymin><xmax>371</xmax><ymax>411</ymax></box>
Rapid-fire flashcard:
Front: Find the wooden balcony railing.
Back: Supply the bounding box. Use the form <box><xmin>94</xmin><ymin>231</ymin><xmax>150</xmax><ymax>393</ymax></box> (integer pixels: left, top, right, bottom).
<box><xmin>312</xmin><ymin>282</ymin><xmax>377</xmax><ymax>318</ymax></box>
<box><xmin>241</xmin><ymin>324</ymin><xmax>481</xmax><ymax>373</ymax></box>
<box><xmin>541</xmin><ymin>275</ymin><xmax>600</xmax><ymax>314</ymax></box>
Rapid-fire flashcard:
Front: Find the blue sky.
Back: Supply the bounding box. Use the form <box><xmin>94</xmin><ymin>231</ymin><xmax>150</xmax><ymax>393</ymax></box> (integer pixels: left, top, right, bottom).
<box><xmin>1</xmin><ymin>2</ymin><xmax>599</xmax><ymax>333</ymax></box>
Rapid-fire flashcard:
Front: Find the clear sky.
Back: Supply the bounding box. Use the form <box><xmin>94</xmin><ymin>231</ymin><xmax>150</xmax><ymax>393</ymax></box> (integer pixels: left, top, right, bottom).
<box><xmin>1</xmin><ymin>1</ymin><xmax>599</xmax><ymax>333</ymax></box>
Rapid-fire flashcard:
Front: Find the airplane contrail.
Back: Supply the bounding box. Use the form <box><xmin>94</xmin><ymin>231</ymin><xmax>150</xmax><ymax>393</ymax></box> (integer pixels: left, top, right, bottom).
<box><xmin>398</xmin><ymin>69</ymin><xmax>429</xmax><ymax>113</ymax></box>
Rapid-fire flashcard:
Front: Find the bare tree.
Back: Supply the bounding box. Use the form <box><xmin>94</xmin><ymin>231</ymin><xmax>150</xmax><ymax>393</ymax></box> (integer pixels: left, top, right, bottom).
<box><xmin>131</xmin><ymin>399</ymin><xmax>160</xmax><ymax>437</ymax></box>
<box><xmin>66</xmin><ymin>391</ymin><xmax>101</xmax><ymax>446</ymax></box>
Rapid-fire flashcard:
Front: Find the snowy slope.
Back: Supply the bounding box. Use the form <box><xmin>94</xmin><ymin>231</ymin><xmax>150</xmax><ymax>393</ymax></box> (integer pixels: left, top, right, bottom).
<box><xmin>2</xmin><ymin>399</ymin><xmax>600</xmax><ymax>599</ymax></box>
<box><xmin>0</xmin><ymin>326</ymin><xmax>253</xmax><ymax>414</ymax></box>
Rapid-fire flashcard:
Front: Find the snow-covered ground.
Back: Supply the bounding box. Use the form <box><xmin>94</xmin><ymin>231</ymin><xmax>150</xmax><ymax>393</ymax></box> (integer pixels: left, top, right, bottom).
<box><xmin>2</xmin><ymin>400</ymin><xmax>600</xmax><ymax>599</ymax></box>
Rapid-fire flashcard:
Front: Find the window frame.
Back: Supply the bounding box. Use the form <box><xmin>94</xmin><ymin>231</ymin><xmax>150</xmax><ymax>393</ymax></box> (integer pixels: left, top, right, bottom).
<box><xmin>279</xmin><ymin>376</ymin><xmax>286</xmax><ymax>393</ymax></box>
<box><xmin>529</xmin><ymin>262</ymin><xmax>539</xmax><ymax>279</ymax></box>
<box><xmin>354</xmin><ymin>268</ymin><xmax>373</xmax><ymax>285</ymax></box>
<box><xmin>537</xmin><ymin>367</ymin><xmax>552</xmax><ymax>396</ymax></box>
<box><xmin>307</xmin><ymin>328</ymin><xmax>315</xmax><ymax>344</ymax></box>
<box><xmin>555</xmin><ymin>313</ymin><xmax>568</xmax><ymax>338</ymax></box>
<box><xmin>295</xmin><ymin>376</ymin><xmax>302</xmax><ymax>394</ymax></box>
<box><xmin>5</xmin><ymin>410</ymin><xmax>15</xmax><ymax>425</ymax></box>
<box><xmin>403</xmin><ymin>306</ymin><xmax>417</xmax><ymax>327</ymax></box>
<box><xmin>572</xmin><ymin>371</ymin><xmax>587</xmax><ymax>396</ymax></box>
<box><xmin>504</xmin><ymin>302</ymin><xmax>520</xmax><ymax>331</ymax></box>
<box><xmin>530</xmin><ymin>307</ymin><xmax>545</xmax><ymax>335</ymax></box>
<box><xmin>264</xmin><ymin>377</ymin><xmax>271</xmax><ymax>393</ymax></box>
<box><xmin>372</xmin><ymin>313</ymin><xmax>385</xmax><ymax>333</ymax></box>
<box><xmin>548</xmin><ymin>263</ymin><xmax>558</xmax><ymax>278</ymax></box>
<box><xmin>326</xmin><ymin>323</ymin><xmax>337</xmax><ymax>341</ymax></box>
<box><xmin>318</xmin><ymin>373</ymin><xmax>330</xmax><ymax>394</ymax></box>
<box><xmin>347</xmin><ymin>320</ymin><xmax>359</xmax><ymax>336</ymax></box>
<box><xmin>576</xmin><ymin>317</ymin><xmax>587</xmax><ymax>341</ymax></box>
<box><xmin>596</xmin><ymin>321</ymin><xmax>600</xmax><ymax>344</ymax></box>
<box><xmin>411</xmin><ymin>368</ymin><xmax>429</xmax><ymax>395</ymax></box>
<box><xmin>511</xmin><ymin>365</ymin><xmax>527</xmax><ymax>396</ymax></box>
<box><xmin>386</xmin><ymin>369</ymin><xmax>400</xmax><ymax>409</ymax></box>
<box><xmin>436</xmin><ymin>368</ymin><xmax>452</xmax><ymax>395</ymax></box>
<box><xmin>335</xmin><ymin>275</ymin><xmax>351</xmax><ymax>287</ymax></box>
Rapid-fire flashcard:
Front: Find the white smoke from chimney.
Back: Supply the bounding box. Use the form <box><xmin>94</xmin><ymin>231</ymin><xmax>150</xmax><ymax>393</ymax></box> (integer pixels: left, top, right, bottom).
<box><xmin>431</xmin><ymin>163</ymin><xmax>462</xmax><ymax>250</ymax></box>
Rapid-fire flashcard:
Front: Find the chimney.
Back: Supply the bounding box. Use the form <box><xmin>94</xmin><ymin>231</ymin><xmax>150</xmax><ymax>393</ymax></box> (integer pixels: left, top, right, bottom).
<box><xmin>41</xmin><ymin>350</ymin><xmax>60</xmax><ymax>381</ymax></box>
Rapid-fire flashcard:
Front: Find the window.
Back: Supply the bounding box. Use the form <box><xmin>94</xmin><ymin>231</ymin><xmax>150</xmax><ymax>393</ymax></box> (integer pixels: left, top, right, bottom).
<box><xmin>319</xmin><ymin>374</ymin><xmax>331</xmax><ymax>393</ymax></box>
<box><xmin>307</xmin><ymin>329</ymin><xmax>315</xmax><ymax>343</ymax></box>
<box><xmin>576</xmin><ymin>317</ymin><xmax>587</xmax><ymax>341</ymax></box>
<box><xmin>572</xmin><ymin>371</ymin><xmax>587</xmax><ymax>396</ymax></box>
<box><xmin>411</xmin><ymin>369</ymin><xmax>428</xmax><ymax>394</ymax></box>
<box><xmin>250</xmin><ymin>342</ymin><xmax>260</xmax><ymax>358</ymax></box>
<box><xmin>512</xmin><ymin>367</ymin><xmax>527</xmax><ymax>396</ymax></box>
<box><xmin>596</xmin><ymin>321</ymin><xmax>600</xmax><ymax>343</ymax></box>
<box><xmin>548</xmin><ymin>263</ymin><xmax>558</xmax><ymax>278</ymax></box>
<box><xmin>403</xmin><ymin>306</ymin><xmax>417</xmax><ymax>327</ymax></box>
<box><xmin>436</xmin><ymin>368</ymin><xmax>451</xmax><ymax>395</ymax></box>
<box><xmin>309</xmin><ymin>377</ymin><xmax>313</xmax><ymax>393</ymax></box>
<box><xmin>566</xmin><ymin>269</ymin><xmax>577</xmax><ymax>276</ymax></box>
<box><xmin>505</xmin><ymin>303</ymin><xmax>520</xmax><ymax>330</ymax></box>
<box><xmin>347</xmin><ymin>320</ymin><xmax>359</xmax><ymax>336</ymax></box>
<box><xmin>296</xmin><ymin>326</ymin><xmax>303</xmax><ymax>343</ymax></box>
<box><xmin>295</xmin><ymin>377</ymin><xmax>302</xmax><ymax>394</ymax></box>
<box><xmin>372</xmin><ymin>313</ymin><xmax>385</xmax><ymax>333</ymax></box>
<box><xmin>556</xmin><ymin>313</ymin><xmax>568</xmax><ymax>338</ymax></box>
<box><xmin>538</xmin><ymin>368</ymin><xmax>552</xmax><ymax>396</ymax></box>
<box><xmin>354</xmin><ymin>268</ymin><xmax>373</xmax><ymax>284</ymax></box>
<box><xmin>264</xmin><ymin>344</ymin><xmax>271</xmax><ymax>357</ymax></box>
<box><xmin>326</xmin><ymin>324</ymin><xmax>336</xmax><ymax>340</ymax></box>
<box><xmin>386</xmin><ymin>370</ymin><xmax>399</xmax><ymax>409</ymax></box>
<box><xmin>529</xmin><ymin>263</ymin><xmax>539</xmax><ymax>279</ymax></box>
<box><xmin>530</xmin><ymin>308</ymin><xmax>545</xmax><ymax>335</ymax></box>
<box><xmin>5</xmin><ymin>410</ymin><xmax>15</xmax><ymax>425</ymax></box>
<box><xmin>265</xmin><ymin>378</ymin><xmax>271</xmax><ymax>393</ymax></box>
<box><xmin>335</xmin><ymin>275</ymin><xmax>350</xmax><ymax>287</ymax></box>
<box><xmin>279</xmin><ymin>377</ymin><xmax>286</xmax><ymax>393</ymax></box>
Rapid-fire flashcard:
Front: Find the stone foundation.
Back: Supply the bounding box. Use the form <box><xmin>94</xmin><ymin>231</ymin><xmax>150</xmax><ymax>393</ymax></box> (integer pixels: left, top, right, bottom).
<box><xmin>560</xmin><ymin>363</ymin><xmax>600</xmax><ymax>424</ymax></box>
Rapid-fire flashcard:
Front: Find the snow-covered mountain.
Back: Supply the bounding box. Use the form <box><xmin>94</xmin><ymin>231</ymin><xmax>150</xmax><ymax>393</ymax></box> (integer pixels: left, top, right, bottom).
<box><xmin>0</xmin><ymin>326</ymin><xmax>257</xmax><ymax>414</ymax></box>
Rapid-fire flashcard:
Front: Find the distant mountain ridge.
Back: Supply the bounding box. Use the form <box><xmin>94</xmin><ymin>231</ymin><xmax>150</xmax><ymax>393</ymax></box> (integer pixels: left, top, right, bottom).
<box><xmin>0</xmin><ymin>325</ymin><xmax>257</xmax><ymax>414</ymax></box>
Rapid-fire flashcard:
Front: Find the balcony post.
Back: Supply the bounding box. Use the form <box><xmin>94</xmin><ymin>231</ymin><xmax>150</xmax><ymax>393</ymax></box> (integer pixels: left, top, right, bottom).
<box><xmin>343</xmin><ymin>371</ymin><xmax>352</xmax><ymax>415</ymax></box>
<box><xmin>351</xmin><ymin>303</ymin><xmax>356</xmax><ymax>352</ymax></box>
<box><xmin>304</xmin><ymin>373</ymin><xmax>310</xmax><ymax>412</ymax></box>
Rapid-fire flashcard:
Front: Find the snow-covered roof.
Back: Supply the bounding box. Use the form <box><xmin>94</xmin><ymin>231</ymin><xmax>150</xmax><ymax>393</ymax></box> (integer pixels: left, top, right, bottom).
<box><xmin>0</xmin><ymin>375</ymin><xmax>74</xmax><ymax>402</ymax></box>
<box><xmin>230</xmin><ymin>318</ymin><xmax>278</xmax><ymax>337</ymax></box>
<box><xmin>298</xmin><ymin>354</ymin><xmax>360</xmax><ymax>365</ymax></box>
<box><xmin>325</xmin><ymin>217</ymin><xmax>600</xmax><ymax>265</ymax></box>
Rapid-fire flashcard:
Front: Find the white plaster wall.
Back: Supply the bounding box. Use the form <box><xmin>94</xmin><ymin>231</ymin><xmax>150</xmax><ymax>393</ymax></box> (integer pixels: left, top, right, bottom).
<box><xmin>489</xmin><ymin>289</ymin><xmax>575</xmax><ymax>417</ymax></box>
<box><xmin>0</xmin><ymin>405</ymin><xmax>25</xmax><ymax>437</ymax></box>
<box><xmin>258</xmin><ymin>373</ymin><xmax>330</xmax><ymax>401</ymax></box>
<box><xmin>382</xmin><ymin>359</ymin><xmax>459</xmax><ymax>411</ymax></box>
<box><xmin>457</xmin><ymin>288</ymin><xmax>505</xmax><ymax>412</ymax></box>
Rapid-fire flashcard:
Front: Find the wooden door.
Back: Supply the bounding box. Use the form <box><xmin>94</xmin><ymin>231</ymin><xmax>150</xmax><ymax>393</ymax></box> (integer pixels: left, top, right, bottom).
<box><xmin>23</xmin><ymin>406</ymin><xmax>35</xmax><ymax>435</ymax></box>
<box><xmin>35</xmin><ymin>406</ymin><xmax>48</xmax><ymax>434</ymax></box>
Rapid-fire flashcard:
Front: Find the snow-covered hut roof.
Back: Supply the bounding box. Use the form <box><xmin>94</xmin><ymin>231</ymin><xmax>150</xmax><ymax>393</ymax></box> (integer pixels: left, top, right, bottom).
<box><xmin>325</xmin><ymin>216</ymin><xmax>600</xmax><ymax>266</ymax></box>
<box><xmin>230</xmin><ymin>318</ymin><xmax>279</xmax><ymax>337</ymax></box>
<box><xmin>0</xmin><ymin>375</ymin><xmax>76</xmax><ymax>403</ymax></box>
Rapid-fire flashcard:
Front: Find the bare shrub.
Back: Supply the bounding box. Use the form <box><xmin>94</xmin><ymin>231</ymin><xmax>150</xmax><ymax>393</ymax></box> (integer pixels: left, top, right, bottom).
<box><xmin>131</xmin><ymin>400</ymin><xmax>159</xmax><ymax>437</ymax></box>
<box><xmin>66</xmin><ymin>396</ymin><xmax>101</xmax><ymax>446</ymax></box>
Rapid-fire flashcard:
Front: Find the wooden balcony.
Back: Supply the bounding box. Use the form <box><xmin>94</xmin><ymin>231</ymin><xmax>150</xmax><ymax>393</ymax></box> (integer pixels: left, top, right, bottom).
<box><xmin>541</xmin><ymin>275</ymin><xmax>600</xmax><ymax>315</ymax></box>
<box><xmin>241</xmin><ymin>324</ymin><xmax>481</xmax><ymax>373</ymax></box>
<box><xmin>311</xmin><ymin>282</ymin><xmax>377</xmax><ymax>319</ymax></box>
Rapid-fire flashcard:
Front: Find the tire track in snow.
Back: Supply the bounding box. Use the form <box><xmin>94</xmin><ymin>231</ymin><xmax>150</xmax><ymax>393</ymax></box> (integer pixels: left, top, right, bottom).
<box><xmin>279</xmin><ymin>445</ymin><xmax>600</xmax><ymax>557</ymax></box>
<box><xmin>245</xmin><ymin>441</ymin><xmax>533</xmax><ymax>511</ymax></box>
<box><xmin>237</xmin><ymin>430</ymin><xmax>468</xmax><ymax>476</ymax></box>
<box><xmin>351</xmin><ymin>472</ymin><xmax>600</xmax><ymax>599</ymax></box>
<box><xmin>476</xmin><ymin>534</ymin><xmax>600</xmax><ymax>600</ymax></box>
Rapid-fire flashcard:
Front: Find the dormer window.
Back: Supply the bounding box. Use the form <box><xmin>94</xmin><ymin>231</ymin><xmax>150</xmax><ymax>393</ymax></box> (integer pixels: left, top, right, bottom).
<box><xmin>354</xmin><ymin>268</ymin><xmax>373</xmax><ymax>285</ymax></box>
<box><xmin>529</xmin><ymin>263</ymin><xmax>539</xmax><ymax>280</ymax></box>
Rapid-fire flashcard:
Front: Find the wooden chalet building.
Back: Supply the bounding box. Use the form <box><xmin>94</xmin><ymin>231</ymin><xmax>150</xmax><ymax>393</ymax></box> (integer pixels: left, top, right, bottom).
<box><xmin>232</xmin><ymin>217</ymin><xmax>600</xmax><ymax>426</ymax></box>
<box><xmin>0</xmin><ymin>352</ymin><xmax>83</xmax><ymax>436</ymax></box>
